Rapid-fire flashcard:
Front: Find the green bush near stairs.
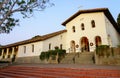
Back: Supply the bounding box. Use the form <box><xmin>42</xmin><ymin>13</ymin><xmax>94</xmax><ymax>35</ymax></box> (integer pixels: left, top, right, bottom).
<box><xmin>96</xmin><ymin>45</ymin><xmax>110</xmax><ymax>57</ymax></box>
<box><xmin>39</xmin><ymin>49</ymin><xmax>66</xmax><ymax>62</ymax></box>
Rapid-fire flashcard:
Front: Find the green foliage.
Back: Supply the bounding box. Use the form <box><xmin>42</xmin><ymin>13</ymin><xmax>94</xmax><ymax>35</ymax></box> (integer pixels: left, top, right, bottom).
<box><xmin>39</xmin><ymin>52</ymin><xmax>45</xmax><ymax>60</ymax></box>
<box><xmin>0</xmin><ymin>0</ymin><xmax>54</xmax><ymax>33</ymax></box>
<box><xmin>57</xmin><ymin>49</ymin><xmax>66</xmax><ymax>61</ymax></box>
<box><xmin>40</xmin><ymin>51</ymin><xmax>50</xmax><ymax>60</ymax></box>
<box><xmin>54</xmin><ymin>46</ymin><xmax>59</xmax><ymax>50</ymax></box>
<box><xmin>39</xmin><ymin>49</ymin><xmax>66</xmax><ymax>61</ymax></box>
<box><xmin>117</xmin><ymin>43</ymin><xmax>120</xmax><ymax>48</ymax></box>
<box><xmin>57</xmin><ymin>49</ymin><xmax>66</xmax><ymax>57</ymax></box>
<box><xmin>96</xmin><ymin>45</ymin><xmax>110</xmax><ymax>57</ymax></box>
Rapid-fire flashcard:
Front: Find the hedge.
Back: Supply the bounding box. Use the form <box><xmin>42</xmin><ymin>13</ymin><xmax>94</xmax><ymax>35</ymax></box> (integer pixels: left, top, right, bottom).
<box><xmin>39</xmin><ymin>49</ymin><xmax>66</xmax><ymax>61</ymax></box>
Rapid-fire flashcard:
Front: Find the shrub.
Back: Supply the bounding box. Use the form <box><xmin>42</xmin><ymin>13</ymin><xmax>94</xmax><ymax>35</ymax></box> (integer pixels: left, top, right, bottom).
<box><xmin>57</xmin><ymin>49</ymin><xmax>66</xmax><ymax>62</ymax></box>
<box><xmin>54</xmin><ymin>46</ymin><xmax>59</xmax><ymax>50</ymax></box>
<box><xmin>39</xmin><ymin>49</ymin><xmax>66</xmax><ymax>61</ymax></box>
<box><xmin>57</xmin><ymin>49</ymin><xmax>66</xmax><ymax>57</ymax></box>
<box><xmin>117</xmin><ymin>43</ymin><xmax>120</xmax><ymax>48</ymax></box>
<box><xmin>39</xmin><ymin>51</ymin><xmax>50</xmax><ymax>61</ymax></box>
<box><xmin>96</xmin><ymin>45</ymin><xmax>109</xmax><ymax>57</ymax></box>
<box><xmin>39</xmin><ymin>52</ymin><xmax>46</xmax><ymax>61</ymax></box>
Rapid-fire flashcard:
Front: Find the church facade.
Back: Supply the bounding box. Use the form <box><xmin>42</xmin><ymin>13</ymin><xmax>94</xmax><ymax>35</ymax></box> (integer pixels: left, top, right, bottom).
<box><xmin>62</xmin><ymin>8</ymin><xmax>120</xmax><ymax>53</ymax></box>
<box><xmin>0</xmin><ymin>8</ymin><xmax>120</xmax><ymax>63</ymax></box>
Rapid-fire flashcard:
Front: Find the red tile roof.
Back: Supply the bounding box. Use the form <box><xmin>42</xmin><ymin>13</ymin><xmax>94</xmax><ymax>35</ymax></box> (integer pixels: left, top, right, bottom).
<box><xmin>1</xmin><ymin>30</ymin><xmax>67</xmax><ymax>48</ymax></box>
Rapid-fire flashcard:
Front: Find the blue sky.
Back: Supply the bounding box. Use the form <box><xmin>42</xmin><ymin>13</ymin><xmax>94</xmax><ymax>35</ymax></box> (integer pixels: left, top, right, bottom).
<box><xmin>0</xmin><ymin>0</ymin><xmax>120</xmax><ymax>45</ymax></box>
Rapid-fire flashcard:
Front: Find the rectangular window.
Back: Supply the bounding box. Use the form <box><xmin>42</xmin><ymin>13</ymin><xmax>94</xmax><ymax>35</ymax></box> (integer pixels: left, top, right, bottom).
<box><xmin>72</xmin><ymin>26</ymin><xmax>76</xmax><ymax>32</ymax></box>
<box><xmin>49</xmin><ymin>43</ymin><xmax>51</xmax><ymax>50</ymax></box>
<box><xmin>60</xmin><ymin>44</ymin><xmax>63</xmax><ymax>50</ymax></box>
<box><xmin>24</xmin><ymin>46</ymin><xmax>26</xmax><ymax>53</ymax></box>
<box><xmin>32</xmin><ymin>44</ymin><xmax>34</xmax><ymax>52</ymax></box>
<box><xmin>82</xmin><ymin>27</ymin><xmax>85</xmax><ymax>30</ymax></box>
<box><xmin>81</xmin><ymin>23</ymin><xmax>85</xmax><ymax>30</ymax></box>
<box><xmin>91</xmin><ymin>20</ymin><xmax>95</xmax><ymax>28</ymax></box>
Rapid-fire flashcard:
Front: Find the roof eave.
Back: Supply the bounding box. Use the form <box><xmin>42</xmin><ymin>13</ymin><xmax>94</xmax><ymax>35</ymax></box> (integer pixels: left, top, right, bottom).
<box><xmin>1</xmin><ymin>30</ymin><xmax>67</xmax><ymax>48</ymax></box>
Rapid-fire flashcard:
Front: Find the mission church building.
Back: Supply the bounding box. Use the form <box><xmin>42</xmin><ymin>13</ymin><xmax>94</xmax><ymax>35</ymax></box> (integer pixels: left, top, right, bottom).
<box><xmin>62</xmin><ymin>8</ymin><xmax>120</xmax><ymax>52</ymax></box>
<box><xmin>0</xmin><ymin>8</ymin><xmax>120</xmax><ymax>63</ymax></box>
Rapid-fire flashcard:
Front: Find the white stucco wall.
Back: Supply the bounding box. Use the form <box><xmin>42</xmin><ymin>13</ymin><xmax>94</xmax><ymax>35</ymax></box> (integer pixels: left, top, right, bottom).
<box><xmin>65</xmin><ymin>12</ymin><xmax>109</xmax><ymax>52</ymax></box>
<box><xmin>17</xmin><ymin>32</ymin><xmax>67</xmax><ymax>57</ymax></box>
<box><xmin>17</xmin><ymin>41</ymin><xmax>43</xmax><ymax>57</ymax></box>
<box><xmin>42</xmin><ymin>32</ymin><xmax>67</xmax><ymax>51</ymax></box>
<box><xmin>104</xmin><ymin>15</ymin><xmax>120</xmax><ymax>47</ymax></box>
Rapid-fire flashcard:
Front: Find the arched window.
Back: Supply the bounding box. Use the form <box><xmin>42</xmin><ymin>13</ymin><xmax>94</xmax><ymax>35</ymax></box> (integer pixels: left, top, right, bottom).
<box><xmin>81</xmin><ymin>23</ymin><xmax>85</xmax><ymax>30</ymax></box>
<box><xmin>72</xmin><ymin>26</ymin><xmax>76</xmax><ymax>32</ymax></box>
<box><xmin>91</xmin><ymin>20</ymin><xmax>95</xmax><ymax>28</ymax></box>
<box><xmin>95</xmin><ymin>36</ymin><xmax>102</xmax><ymax>47</ymax></box>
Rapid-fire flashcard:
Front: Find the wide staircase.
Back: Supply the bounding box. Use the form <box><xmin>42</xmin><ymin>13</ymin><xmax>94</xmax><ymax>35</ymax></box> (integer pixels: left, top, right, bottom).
<box><xmin>60</xmin><ymin>53</ymin><xmax>76</xmax><ymax>64</ymax></box>
<box><xmin>61</xmin><ymin>52</ymin><xmax>94</xmax><ymax>64</ymax></box>
<box><xmin>0</xmin><ymin>65</ymin><xmax>120</xmax><ymax>78</ymax></box>
<box><xmin>75</xmin><ymin>52</ymin><xmax>94</xmax><ymax>64</ymax></box>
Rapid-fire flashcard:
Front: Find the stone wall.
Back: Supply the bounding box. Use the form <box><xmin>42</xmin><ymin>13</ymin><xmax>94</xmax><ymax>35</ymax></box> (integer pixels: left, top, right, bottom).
<box><xmin>15</xmin><ymin>55</ymin><xmax>58</xmax><ymax>64</ymax></box>
<box><xmin>15</xmin><ymin>56</ymin><xmax>47</xmax><ymax>64</ymax></box>
<box><xmin>95</xmin><ymin>48</ymin><xmax>120</xmax><ymax>65</ymax></box>
<box><xmin>48</xmin><ymin>55</ymin><xmax>58</xmax><ymax>64</ymax></box>
<box><xmin>0</xmin><ymin>58</ymin><xmax>11</xmax><ymax>62</ymax></box>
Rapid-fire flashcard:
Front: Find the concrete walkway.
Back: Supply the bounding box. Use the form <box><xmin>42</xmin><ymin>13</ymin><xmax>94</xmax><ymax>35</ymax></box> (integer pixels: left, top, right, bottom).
<box><xmin>12</xmin><ymin>63</ymin><xmax>120</xmax><ymax>70</ymax></box>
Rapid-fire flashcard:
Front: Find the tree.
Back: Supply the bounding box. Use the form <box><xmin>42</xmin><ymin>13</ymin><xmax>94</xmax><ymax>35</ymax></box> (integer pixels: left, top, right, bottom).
<box><xmin>117</xmin><ymin>13</ymin><xmax>120</xmax><ymax>27</ymax></box>
<box><xmin>0</xmin><ymin>0</ymin><xmax>54</xmax><ymax>33</ymax></box>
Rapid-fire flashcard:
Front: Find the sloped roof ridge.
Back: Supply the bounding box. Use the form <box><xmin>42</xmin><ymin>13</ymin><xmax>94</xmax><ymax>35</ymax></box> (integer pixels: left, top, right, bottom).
<box><xmin>41</xmin><ymin>29</ymin><xmax>67</xmax><ymax>40</ymax></box>
<box><xmin>2</xmin><ymin>29</ymin><xmax>67</xmax><ymax>48</ymax></box>
<box><xmin>79</xmin><ymin>8</ymin><xmax>108</xmax><ymax>12</ymax></box>
<box><xmin>62</xmin><ymin>8</ymin><xmax>120</xmax><ymax>33</ymax></box>
<box><xmin>62</xmin><ymin>8</ymin><xmax>108</xmax><ymax>26</ymax></box>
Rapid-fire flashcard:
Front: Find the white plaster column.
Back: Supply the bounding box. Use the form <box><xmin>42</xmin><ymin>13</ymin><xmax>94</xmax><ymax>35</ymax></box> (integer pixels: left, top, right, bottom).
<box><xmin>5</xmin><ymin>48</ymin><xmax>9</xmax><ymax>59</ymax></box>
<box><xmin>0</xmin><ymin>49</ymin><xmax>4</xmax><ymax>59</ymax></box>
<box><xmin>11</xmin><ymin>47</ymin><xmax>15</xmax><ymax>58</ymax></box>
